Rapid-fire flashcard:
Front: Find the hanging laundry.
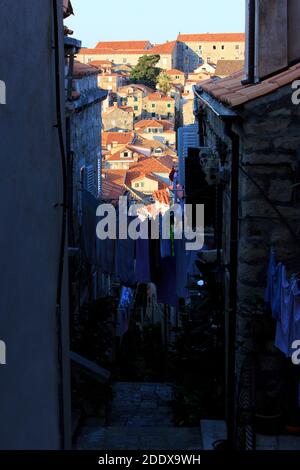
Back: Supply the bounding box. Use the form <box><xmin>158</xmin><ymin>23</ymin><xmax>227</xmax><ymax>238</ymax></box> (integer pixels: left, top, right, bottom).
<box><xmin>265</xmin><ymin>251</ymin><xmax>300</xmax><ymax>358</ymax></box>
<box><xmin>116</xmin><ymin>287</ymin><xmax>134</xmax><ymax>338</ymax></box>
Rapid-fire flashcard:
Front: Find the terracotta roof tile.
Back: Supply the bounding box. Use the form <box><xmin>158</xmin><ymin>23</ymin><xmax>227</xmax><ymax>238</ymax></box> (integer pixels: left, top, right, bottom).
<box><xmin>101</xmin><ymin>179</ymin><xmax>126</xmax><ymax>201</ymax></box>
<box><xmin>147</xmin><ymin>41</ymin><xmax>177</xmax><ymax>54</ymax></box>
<box><xmin>178</xmin><ymin>33</ymin><xmax>245</xmax><ymax>42</ymax></box>
<box><xmin>146</xmin><ymin>92</ymin><xmax>174</xmax><ymax>102</ymax></box>
<box><xmin>152</xmin><ymin>189</ymin><xmax>170</xmax><ymax>206</ymax></box>
<box><xmin>102</xmin><ymin>169</ymin><xmax>127</xmax><ymax>186</ymax></box>
<box><xmin>166</xmin><ymin>69</ymin><xmax>185</xmax><ymax>75</ymax></box>
<box><xmin>215</xmin><ymin>60</ymin><xmax>244</xmax><ymax>77</ymax></box>
<box><xmin>95</xmin><ymin>40</ymin><xmax>151</xmax><ymax>50</ymax></box>
<box><xmin>73</xmin><ymin>60</ymin><xmax>99</xmax><ymax>77</ymax></box>
<box><xmin>102</xmin><ymin>132</ymin><xmax>134</xmax><ymax>147</ymax></box>
<box><xmin>198</xmin><ymin>64</ymin><xmax>300</xmax><ymax>107</ymax></box>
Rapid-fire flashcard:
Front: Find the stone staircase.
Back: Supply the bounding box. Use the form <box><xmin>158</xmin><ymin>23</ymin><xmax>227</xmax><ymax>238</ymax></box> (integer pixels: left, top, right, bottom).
<box><xmin>76</xmin><ymin>382</ymin><xmax>202</xmax><ymax>450</ymax></box>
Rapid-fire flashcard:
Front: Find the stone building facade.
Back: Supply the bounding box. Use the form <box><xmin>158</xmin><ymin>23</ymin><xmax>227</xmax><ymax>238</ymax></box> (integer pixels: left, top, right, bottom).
<box><xmin>66</xmin><ymin>61</ymin><xmax>107</xmax><ymax>311</ymax></box>
<box><xmin>102</xmin><ymin>104</ymin><xmax>134</xmax><ymax>131</ymax></box>
<box><xmin>117</xmin><ymin>84</ymin><xmax>154</xmax><ymax>122</ymax></box>
<box><xmin>178</xmin><ymin>33</ymin><xmax>245</xmax><ymax>73</ymax></box>
<box><xmin>143</xmin><ymin>92</ymin><xmax>175</xmax><ymax>121</ymax></box>
<box><xmin>194</xmin><ymin>65</ymin><xmax>300</xmax><ymax>448</ymax></box>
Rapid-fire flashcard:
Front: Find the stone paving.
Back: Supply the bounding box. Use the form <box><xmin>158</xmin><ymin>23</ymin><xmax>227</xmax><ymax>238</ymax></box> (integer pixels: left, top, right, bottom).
<box><xmin>109</xmin><ymin>382</ymin><xmax>174</xmax><ymax>427</ymax></box>
<box><xmin>76</xmin><ymin>382</ymin><xmax>202</xmax><ymax>450</ymax></box>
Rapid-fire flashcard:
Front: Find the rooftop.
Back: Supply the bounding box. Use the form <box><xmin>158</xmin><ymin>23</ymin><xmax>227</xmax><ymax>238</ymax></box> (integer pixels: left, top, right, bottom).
<box><xmin>177</xmin><ymin>33</ymin><xmax>245</xmax><ymax>43</ymax></box>
<box><xmin>95</xmin><ymin>40</ymin><xmax>151</xmax><ymax>50</ymax></box>
<box><xmin>148</xmin><ymin>41</ymin><xmax>178</xmax><ymax>54</ymax></box>
<box><xmin>197</xmin><ymin>63</ymin><xmax>300</xmax><ymax>107</ymax></box>
<box><xmin>102</xmin><ymin>132</ymin><xmax>134</xmax><ymax>147</ymax></box>
<box><xmin>134</xmin><ymin>119</ymin><xmax>174</xmax><ymax>131</ymax></box>
<box><xmin>73</xmin><ymin>61</ymin><xmax>99</xmax><ymax>78</ymax></box>
<box><xmin>146</xmin><ymin>92</ymin><xmax>174</xmax><ymax>102</ymax></box>
<box><xmin>215</xmin><ymin>60</ymin><xmax>245</xmax><ymax>77</ymax></box>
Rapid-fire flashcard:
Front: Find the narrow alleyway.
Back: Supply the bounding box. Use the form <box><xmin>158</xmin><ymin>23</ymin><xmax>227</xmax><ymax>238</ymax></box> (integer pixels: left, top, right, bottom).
<box><xmin>76</xmin><ymin>382</ymin><xmax>202</xmax><ymax>450</ymax></box>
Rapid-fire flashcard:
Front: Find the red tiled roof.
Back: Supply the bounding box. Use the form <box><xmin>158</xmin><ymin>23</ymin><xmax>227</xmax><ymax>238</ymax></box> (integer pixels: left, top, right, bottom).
<box><xmin>102</xmin><ymin>132</ymin><xmax>134</xmax><ymax>147</ymax></box>
<box><xmin>177</xmin><ymin>33</ymin><xmax>245</xmax><ymax>43</ymax></box>
<box><xmin>102</xmin><ymin>169</ymin><xmax>127</xmax><ymax>186</ymax></box>
<box><xmin>166</xmin><ymin>69</ymin><xmax>185</xmax><ymax>75</ymax></box>
<box><xmin>146</xmin><ymin>92</ymin><xmax>174</xmax><ymax>102</ymax></box>
<box><xmin>153</xmin><ymin>188</ymin><xmax>170</xmax><ymax>206</ymax></box>
<box><xmin>157</xmin><ymin>155</ymin><xmax>177</xmax><ymax>169</ymax></box>
<box><xmin>79</xmin><ymin>48</ymin><xmax>147</xmax><ymax>55</ymax></box>
<box><xmin>135</xmin><ymin>120</ymin><xmax>163</xmax><ymax>129</ymax></box>
<box><xmin>95</xmin><ymin>41</ymin><xmax>151</xmax><ymax>50</ymax></box>
<box><xmin>73</xmin><ymin>60</ymin><xmax>99</xmax><ymax>77</ymax></box>
<box><xmin>198</xmin><ymin>63</ymin><xmax>300</xmax><ymax>107</ymax></box>
<box><xmin>101</xmin><ymin>179</ymin><xmax>126</xmax><ymax>201</ymax></box>
<box><xmin>134</xmin><ymin>119</ymin><xmax>174</xmax><ymax>131</ymax></box>
<box><xmin>147</xmin><ymin>41</ymin><xmax>177</xmax><ymax>55</ymax></box>
<box><xmin>128</xmin><ymin>156</ymin><xmax>171</xmax><ymax>174</ymax></box>
<box><xmin>79</xmin><ymin>48</ymin><xmax>99</xmax><ymax>54</ymax></box>
<box><xmin>90</xmin><ymin>60</ymin><xmax>113</xmax><ymax>67</ymax></box>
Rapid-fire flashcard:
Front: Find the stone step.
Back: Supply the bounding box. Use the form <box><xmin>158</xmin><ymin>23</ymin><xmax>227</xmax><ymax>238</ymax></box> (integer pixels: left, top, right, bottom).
<box><xmin>77</xmin><ymin>426</ymin><xmax>202</xmax><ymax>451</ymax></box>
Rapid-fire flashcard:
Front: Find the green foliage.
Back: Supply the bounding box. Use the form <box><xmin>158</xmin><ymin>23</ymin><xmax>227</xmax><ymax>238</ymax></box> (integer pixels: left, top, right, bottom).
<box><xmin>130</xmin><ymin>54</ymin><xmax>161</xmax><ymax>87</ymax></box>
<box><xmin>157</xmin><ymin>72</ymin><xmax>172</xmax><ymax>94</ymax></box>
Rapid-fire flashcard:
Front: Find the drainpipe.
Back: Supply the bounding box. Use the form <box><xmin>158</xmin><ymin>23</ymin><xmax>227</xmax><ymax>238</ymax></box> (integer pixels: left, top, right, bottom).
<box><xmin>225</xmin><ymin>125</ymin><xmax>240</xmax><ymax>449</ymax></box>
<box><xmin>242</xmin><ymin>0</ymin><xmax>256</xmax><ymax>84</ymax></box>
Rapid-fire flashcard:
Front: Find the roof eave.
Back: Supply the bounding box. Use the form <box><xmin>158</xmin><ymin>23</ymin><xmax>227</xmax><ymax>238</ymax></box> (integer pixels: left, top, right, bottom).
<box><xmin>193</xmin><ymin>85</ymin><xmax>237</xmax><ymax>119</ymax></box>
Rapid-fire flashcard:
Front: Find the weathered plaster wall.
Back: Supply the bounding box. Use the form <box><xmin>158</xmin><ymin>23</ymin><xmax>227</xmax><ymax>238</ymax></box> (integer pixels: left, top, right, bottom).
<box><xmin>0</xmin><ymin>0</ymin><xmax>71</xmax><ymax>449</ymax></box>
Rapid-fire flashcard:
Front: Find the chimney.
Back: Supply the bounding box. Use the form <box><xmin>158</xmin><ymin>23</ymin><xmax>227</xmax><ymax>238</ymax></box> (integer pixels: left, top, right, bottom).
<box><xmin>244</xmin><ymin>0</ymin><xmax>300</xmax><ymax>83</ymax></box>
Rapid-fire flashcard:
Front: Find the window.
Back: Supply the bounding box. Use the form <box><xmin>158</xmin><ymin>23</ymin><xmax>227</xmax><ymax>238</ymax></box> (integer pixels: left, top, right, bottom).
<box><xmin>167</xmin><ymin>103</ymin><xmax>171</xmax><ymax>108</ymax></box>
<box><xmin>140</xmin><ymin>182</ymin><xmax>145</xmax><ymax>188</ymax></box>
<box><xmin>235</xmin><ymin>45</ymin><xmax>240</xmax><ymax>50</ymax></box>
<box><xmin>152</xmin><ymin>112</ymin><xmax>156</xmax><ymax>117</ymax></box>
<box><xmin>134</xmin><ymin>183</ymin><xmax>140</xmax><ymax>188</ymax></box>
<box><xmin>152</xmin><ymin>103</ymin><xmax>156</xmax><ymax>108</ymax></box>
<box><xmin>207</xmin><ymin>57</ymin><xmax>211</xmax><ymax>61</ymax></box>
<box><xmin>213</xmin><ymin>45</ymin><xmax>216</xmax><ymax>50</ymax></box>
<box><xmin>221</xmin><ymin>45</ymin><xmax>225</xmax><ymax>50</ymax></box>
<box><xmin>123</xmin><ymin>152</ymin><xmax>129</xmax><ymax>158</ymax></box>
<box><xmin>175</xmin><ymin>75</ymin><xmax>180</xmax><ymax>80</ymax></box>
<box><xmin>134</xmin><ymin>106</ymin><xmax>138</xmax><ymax>111</ymax></box>
<box><xmin>134</xmin><ymin>96</ymin><xmax>138</xmax><ymax>102</ymax></box>
<box><xmin>199</xmin><ymin>45</ymin><xmax>202</xmax><ymax>51</ymax></box>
